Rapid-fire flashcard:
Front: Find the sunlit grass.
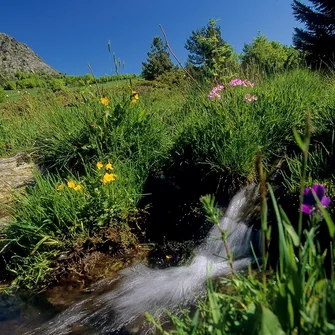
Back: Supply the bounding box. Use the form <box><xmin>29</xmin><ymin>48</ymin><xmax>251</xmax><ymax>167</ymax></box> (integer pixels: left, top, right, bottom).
<box><xmin>1</xmin><ymin>68</ymin><xmax>335</xmax><ymax>304</ymax></box>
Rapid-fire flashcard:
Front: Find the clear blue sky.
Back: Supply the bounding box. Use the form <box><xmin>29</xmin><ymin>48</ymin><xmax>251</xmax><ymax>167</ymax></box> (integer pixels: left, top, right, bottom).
<box><xmin>1</xmin><ymin>0</ymin><xmax>304</xmax><ymax>77</ymax></box>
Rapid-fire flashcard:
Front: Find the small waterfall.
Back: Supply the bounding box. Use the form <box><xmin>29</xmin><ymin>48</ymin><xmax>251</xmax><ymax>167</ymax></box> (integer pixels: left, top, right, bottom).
<box><xmin>28</xmin><ymin>184</ymin><xmax>261</xmax><ymax>335</ymax></box>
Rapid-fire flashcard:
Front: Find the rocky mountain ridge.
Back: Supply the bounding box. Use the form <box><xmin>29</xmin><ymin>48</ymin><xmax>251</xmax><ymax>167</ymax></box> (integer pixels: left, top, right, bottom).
<box><xmin>0</xmin><ymin>33</ymin><xmax>59</xmax><ymax>77</ymax></box>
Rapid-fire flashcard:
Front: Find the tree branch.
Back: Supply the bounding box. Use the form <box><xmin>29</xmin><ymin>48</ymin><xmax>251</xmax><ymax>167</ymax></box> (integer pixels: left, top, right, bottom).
<box><xmin>159</xmin><ymin>24</ymin><xmax>205</xmax><ymax>95</ymax></box>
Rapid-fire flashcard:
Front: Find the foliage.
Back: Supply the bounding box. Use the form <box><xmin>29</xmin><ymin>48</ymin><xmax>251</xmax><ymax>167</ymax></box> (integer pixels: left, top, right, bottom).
<box><xmin>141</xmin><ymin>36</ymin><xmax>174</xmax><ymax>80</ymax></box>
<box><xmin>2</xmin><ymin>160</ymin><xmax>142</xmax><ymax>289</ymax></box>
<box><xmin>0</xmin><ymin>72</ymin><xmax>139</xmax><ymax>92</ymax></box>
<box><xmin>0</xmin><ymin>87</ymin><xmax>5</xmax><ymax>103</ymax></box>
<box><xmin>292</xmin><ymin>0</ymin><xmax>335</xmax><ymax>68</ymax></box>
<box><xmin>241</xmin><ymin>33</ymin><xmax>301</xmax><ymax>73</ymax></box>
<box><xmin>155</xmin><ymin>69</ymin><xmax>188</xmax><ymax>87</ymax></box>
<box><xmin>185</xmin><ymin>19</ymin><xmax>234</xmax><ymax>80</ymax></box>
<box><xmin>1</xmin><ymin>68</ymin><xmax>335</xmax><ymax>296</ymax></box>
<box><xmin>3</xmin><ymin>80</ymin><xmax>17</xmax><ymax>90</ymax></box>
<box><xmin>153</xmin><ymin>117</ymin><xmax>335</xmax><ymax>335</ymax></box>
<box><xmin>49</xmin><ymin>78</ymin><xmax>67</xmax><ymax>92</ymax></box>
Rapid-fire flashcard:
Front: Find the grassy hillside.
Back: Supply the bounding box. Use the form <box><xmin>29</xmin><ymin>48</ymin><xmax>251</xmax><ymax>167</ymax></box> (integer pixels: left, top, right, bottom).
<box><xmin>1</xmin><ymin>67</ymin><xmax>335</xmax><ymax>333</ymax></box>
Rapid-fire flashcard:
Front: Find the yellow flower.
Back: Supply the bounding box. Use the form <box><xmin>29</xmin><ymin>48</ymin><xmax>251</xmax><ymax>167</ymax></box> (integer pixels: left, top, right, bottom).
<box><xmin>100</xmin><ymin>96</ymin><xmax>109</xmax><ymax>107</ymax></box>
<box><xmin>102</xmin><ymin>173</ymin><xmax>117</xmax><ymax>184</ymax></box>
<box><xmin>56</xmin><ymin>184</ymin><xmax>64</xmax><ymax>191</ymax></box>
<box><xmin>131</xmin><ymin>99</ymin><xmax>137</xmax><ymax>104</ymax></box>
<box><xmin>67</xmin><ymin>180</ymin><xmax>76</xmax><ymax>189</ymax></box>
<box><xmin>131</xmin><ymin>90</ymin><xmax>139</xmax><ymax>101</ymax></box>
<box><xmin>105</xmin><ymin>162</ymin><xmax>113</xmax><ymax>171</ymax></box>
<box><xmin>73</xmin><ymin>184</ymin><xmax>83</xmax><ymax>191</ymax></box>
<box><xmin>96</xmin><ymin>161</ymin><xmax>103</xmax><ymax>169</ymax></box>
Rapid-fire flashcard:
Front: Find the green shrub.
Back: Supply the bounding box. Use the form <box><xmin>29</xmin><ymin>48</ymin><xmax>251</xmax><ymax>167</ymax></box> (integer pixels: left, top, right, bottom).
<box><xmin>3</xmin><ymin>80</ymin><xmax>16</xmax><ymax>90</ymax></box>
<box><xmin>241</xmin><ymin>33</ymin><xmax>301</xmax><ymax>73</ymax></box>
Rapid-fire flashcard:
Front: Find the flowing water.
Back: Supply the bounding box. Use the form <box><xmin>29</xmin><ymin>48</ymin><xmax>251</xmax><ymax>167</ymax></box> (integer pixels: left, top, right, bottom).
<box><xmin>1</xmin><ymin>184</ymin><xmax>261</xmax><ymax>335</ymax></box>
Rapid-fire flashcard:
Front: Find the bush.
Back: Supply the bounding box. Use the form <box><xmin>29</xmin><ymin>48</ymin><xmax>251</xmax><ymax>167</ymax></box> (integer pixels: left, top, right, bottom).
<box><xmin>241</xmin><ymin>33</ymin><xmax>301</xmax><ymax>73</ymax></box>
<box><xmin>3</xmin><ymin>80</ymin><xmax>16</xmax><ymax>90</ymax></box>
<box><xmin>155</xmin><ymin>69</ymin><xmax>187</xmax><ymax>87</ymax></box>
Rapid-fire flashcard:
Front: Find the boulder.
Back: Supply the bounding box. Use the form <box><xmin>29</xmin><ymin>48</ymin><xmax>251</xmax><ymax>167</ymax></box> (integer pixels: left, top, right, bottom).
<box><xmin>0</xmin><ymin>152</ymin><xmax>35</xmax><ymax>226</ymax></box>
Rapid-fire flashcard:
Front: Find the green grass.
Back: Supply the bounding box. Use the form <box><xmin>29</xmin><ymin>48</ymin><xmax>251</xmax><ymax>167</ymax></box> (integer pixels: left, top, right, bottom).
<box><xmin>1</xmin><ymin>67</ymin><xmax>335</xmax><ymax>305</ymax></box>
<box><xmin>151</xmin><ymin>120</ymin><xmax>335</xmax><ymax>334</ymax></box>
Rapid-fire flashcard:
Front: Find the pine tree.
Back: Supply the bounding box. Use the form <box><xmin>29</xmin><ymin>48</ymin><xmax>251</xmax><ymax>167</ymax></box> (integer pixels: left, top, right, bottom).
<box><xmin>292</xmin><ymin>0</ymin><xmax>335</xmax><ymax>67</ymax></box>
<box><xmin>141</xmin><ymin>36</ymin><xmax>174</xmax><ymax>80</ymax></box>
<box><xmin>185</xmin><ymin>19</ymin><xmax>234</xmax><ymax>80</ymax></box>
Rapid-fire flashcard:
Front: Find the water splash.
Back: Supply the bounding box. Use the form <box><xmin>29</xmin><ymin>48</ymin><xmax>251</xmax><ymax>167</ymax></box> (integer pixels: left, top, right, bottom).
<box><xmin>28</xmin><ymin>184</ymin><xmax>261</xmax><ymax>335</ymax></box>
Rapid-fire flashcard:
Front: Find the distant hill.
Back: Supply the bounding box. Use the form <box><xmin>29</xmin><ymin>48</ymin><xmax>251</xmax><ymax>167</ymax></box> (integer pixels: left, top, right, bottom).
<box><xmin>0</xmin><ymin>33</ymin><xmax>59</xmax><ymax>78</ymax></box>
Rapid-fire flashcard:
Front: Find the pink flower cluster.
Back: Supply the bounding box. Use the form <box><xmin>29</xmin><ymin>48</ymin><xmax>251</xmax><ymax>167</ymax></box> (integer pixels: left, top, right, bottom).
<box><xmin>244</xmin><ymin>93</ymin><xmax>257</xmax><ymax>103</ymax></box>
<box><xmin>229</xmin><ymin>78</ymin><xmax>254</xmax><ymax>88</ymax></box>
<box><xmin>208</xmin><ymin>84</ymin><xmax>225</xmax><ymax>100</ymax></box>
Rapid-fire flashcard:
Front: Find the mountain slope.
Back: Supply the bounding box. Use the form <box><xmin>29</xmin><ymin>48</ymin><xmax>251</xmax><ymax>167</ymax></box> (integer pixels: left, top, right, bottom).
<box><xmin>0</xmin><ymin>33</ymin><xmax>58</xmax><ymax>77</ymax></box>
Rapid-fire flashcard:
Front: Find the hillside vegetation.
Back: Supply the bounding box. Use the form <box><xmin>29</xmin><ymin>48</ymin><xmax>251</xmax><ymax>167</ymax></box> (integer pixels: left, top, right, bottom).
<box><xmin>1</xmin><ymin>7</ymin><xmax>335</xmax><ymax>333</ymax></box>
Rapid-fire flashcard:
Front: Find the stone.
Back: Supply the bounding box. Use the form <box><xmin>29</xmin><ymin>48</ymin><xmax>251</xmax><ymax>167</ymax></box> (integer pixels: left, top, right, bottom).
<box><xmin>0</xmin><ymin>152</ymin><xmax>35</xmax><ymax>226</ymax></box>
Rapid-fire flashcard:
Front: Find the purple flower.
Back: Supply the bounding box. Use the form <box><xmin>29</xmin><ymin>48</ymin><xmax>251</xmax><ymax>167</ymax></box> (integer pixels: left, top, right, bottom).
<box><xmin>229</xmin><ymin>78</ymin><xmax>255</xmax><ymax>88</ymax></box>
<box><xmin>302</xmin><ymin>184</ymin><xmax>331</xmax><ymax>215</ymax></box>
<box><xmin>244</xmin><ymin>93</ymin><xmax>257</xmax><ymax>103</ymax></box>
<box><xmin>207</xmin><ymin>84</ymin><xmax>225</xmax><ymax>100</ymax></box>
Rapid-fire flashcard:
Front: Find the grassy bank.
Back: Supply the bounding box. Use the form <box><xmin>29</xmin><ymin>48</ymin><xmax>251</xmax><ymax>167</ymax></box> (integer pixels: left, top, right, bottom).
<box><xmin>1</xmin><ymin>68</ymin><xmax>335</xmax><ymax>331</ymax></box>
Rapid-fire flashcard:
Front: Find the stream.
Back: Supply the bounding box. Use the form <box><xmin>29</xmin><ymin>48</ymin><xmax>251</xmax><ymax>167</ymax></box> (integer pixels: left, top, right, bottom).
<box><xmin>0</xmin><ymin>184</ymin><xmax>262</xmax><ymax>335</ymax></box>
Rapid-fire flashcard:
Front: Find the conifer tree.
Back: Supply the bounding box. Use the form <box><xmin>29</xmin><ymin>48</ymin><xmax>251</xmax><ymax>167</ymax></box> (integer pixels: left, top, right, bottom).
<box><xmin>185</xmin><ymin>19</ymin><xmax>234</xmax><ymax>80</ymax></box>
<box><xmin>292</xmin><ymin>0</ymin><xmax>335</xmax><ymax>67</ymax></box>
<box><xmin>141</xmin><ymin>36</ymin><xmax>174</xmax><ymax>80</ymax></box>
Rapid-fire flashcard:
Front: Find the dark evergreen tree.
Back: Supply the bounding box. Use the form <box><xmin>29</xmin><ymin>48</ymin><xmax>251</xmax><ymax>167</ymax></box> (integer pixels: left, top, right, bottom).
<box><xmin>141</xmin><ymin>36</ymin><xmax>174</xmax><ymax>80</ymax></box>
<box><xmin>292</xmin><ymin>0</ymin><xmax>335</xmax><ymax>67</ymax></box>
<box><xmin>185</xmin><ymin>19</ymin><xmax>234</xmax><ymax>79</ymax></box>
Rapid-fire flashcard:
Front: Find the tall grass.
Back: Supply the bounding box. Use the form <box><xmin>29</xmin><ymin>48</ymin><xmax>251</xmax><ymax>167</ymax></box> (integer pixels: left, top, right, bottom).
<box><xmin>1</xmin><ymin>68</ymin><xmax>335</xmax><ymax>293</ymax></box>
<box><xmin>154</xmin><ymin>118</ymin><xmax>335</xmax><ymax>334</ymax></box>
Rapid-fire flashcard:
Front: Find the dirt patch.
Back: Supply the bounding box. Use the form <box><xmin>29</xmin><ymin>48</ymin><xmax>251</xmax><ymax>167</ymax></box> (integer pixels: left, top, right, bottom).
<box><xmin>47</xmin><ymin>248</ymin><xmax>147</xmax><ymax>290</ymax></box>
<box><xmin>45</xmin><ymin>249</ymin><xmax>148</xmax><ymax>308</ymax></box>
<box><xmin>44</xmin><ymin>210</ymin><xmax>150</xmax><ymax>292</ymax></box>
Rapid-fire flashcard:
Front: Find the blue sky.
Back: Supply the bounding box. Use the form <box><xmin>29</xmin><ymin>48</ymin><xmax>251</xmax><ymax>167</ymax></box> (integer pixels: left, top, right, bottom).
<box><xmin>1</xmin><ymin>0</ymin><xmax>304</xmax><ymax>77</ymax></box>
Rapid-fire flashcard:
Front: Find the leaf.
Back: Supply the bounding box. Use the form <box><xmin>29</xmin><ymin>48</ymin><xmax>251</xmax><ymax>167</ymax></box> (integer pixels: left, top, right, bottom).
<box><xmin>293</xmin><ymin>127</ymin><xmax>305</xmax><ymax>152</ymax></box>
<box><xmin>311</xmin><ymin>189</ymin><xmax>335</xmax><ymax>238</ymax></box>
<box><xmin>268</xmin><ymin>184</ymin><xmax>287</xmax><ymax>275</ymax></box>
<box><xmin>283</xmin><ymin>221</ymin><xmax>300</xmax><ymax>247</ymax></box>
<box><xmin>280</xmin><ymin>206</ymin><xmax>299</xmax><ymax>246</ymax></box>
<box><xmin>287</xmin><ymin>293</ymin><xmax>295</xmax><ymax>329</ymax></box>
<box><xmin>259</xmin><ymin>306</ymin><xmax>285</xmax><ymax>335</ymax></box>
<box><xmin>190</xmin><ymin>309</ymin><xmax>199</xmax><ymax>335</ymax></box>
<box><xmin>31</xmin><ymin>235</ymin><xmax>51</xmax><ymax>254</ymax></box>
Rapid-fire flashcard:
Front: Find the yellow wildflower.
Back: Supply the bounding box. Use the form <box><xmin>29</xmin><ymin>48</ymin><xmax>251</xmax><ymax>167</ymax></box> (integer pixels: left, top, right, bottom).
<box><xmin>100</xmin><ymin>96</ymin><xmax>109</xmax><ymax>107</ymax></box>
<box><xmin>131</xmin><ymin>99</ymin><xmax>137</xmax><ymax>104</ymax></box>
<box><xmin>67</xmin><ymin>180</ymin><xmax>76</xmax><ymax>189</ymax></box>
<box><xmin>105</xmin><ymin>162</ymin><xmax>113</xmax><ymax>171</ymax></box>
<box><xmin>131</xmin><ymin>90</ymin><xmax>139</xmax><ymax>101</ymax></box>
<box><xmin>73</xmin><ymin>184</ymin><xmax>83</xmax><ymax>191</ymax></box>
<box><xmin>56</xmin><ymin>184</ymin><xmax>64</xmax><ymax>191</ymax></box>
<box><xmin>102</xmin><ymin>173</ymin><xmax>117</xmax><ymax>184</ymax></box>
<box><xmin>96</xmin><ymin>161</ymin><xmax>103</xmax><ymax>169</ymax></box>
